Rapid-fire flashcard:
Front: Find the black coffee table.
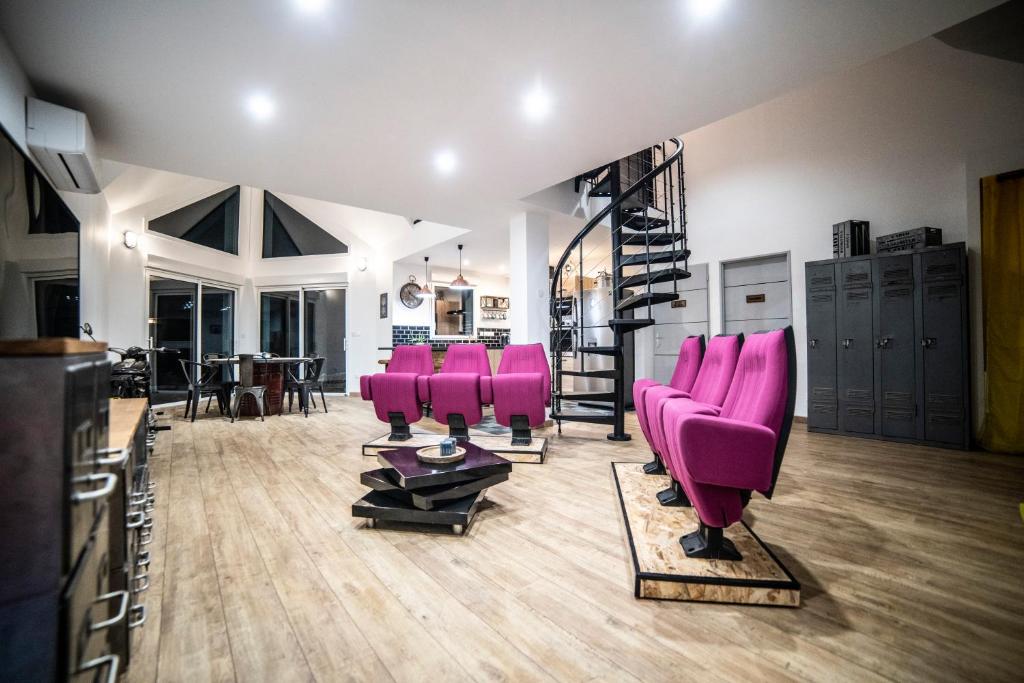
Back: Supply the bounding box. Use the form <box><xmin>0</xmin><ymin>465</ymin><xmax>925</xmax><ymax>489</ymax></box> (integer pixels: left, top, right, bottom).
<box><xmin>352</xmin><ymin>442</ymin><xmax>512</xmax><ymax>534</ymax></box>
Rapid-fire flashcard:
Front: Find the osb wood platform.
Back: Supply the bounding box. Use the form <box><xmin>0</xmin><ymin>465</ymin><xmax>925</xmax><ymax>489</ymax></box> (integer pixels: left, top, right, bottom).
<box><xmin>363</xmin><ymin>431</ymin><xmax>547</xmax><ymax>464</ymax></box>
<box><xmin>612</xmin><ymin>462</ymin><xmax>800</xmax><ymax>607</ymax></box>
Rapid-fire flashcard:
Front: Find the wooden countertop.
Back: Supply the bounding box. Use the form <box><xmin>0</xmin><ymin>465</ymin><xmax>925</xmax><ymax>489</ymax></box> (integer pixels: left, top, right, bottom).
<box><xmin>109</xmin><ymin>398</ymin><xmax>148</xmax><ymax>452</ymax></box>
<box><xmin>0</xmin><ymin>338</ymin><xmax>108</xmax><ymax>356</ymax></box>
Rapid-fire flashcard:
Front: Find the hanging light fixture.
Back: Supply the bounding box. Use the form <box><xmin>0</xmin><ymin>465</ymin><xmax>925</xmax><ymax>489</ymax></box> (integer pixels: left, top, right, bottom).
<box><xmin>417</xmin><ymin>256</ymin><xmax>434</xmax><ymax>298</ymax></box>
<box><xmin>449</xmin><ymin>243</ymin><xmax>474</xmax><ymax>289</ymax></box>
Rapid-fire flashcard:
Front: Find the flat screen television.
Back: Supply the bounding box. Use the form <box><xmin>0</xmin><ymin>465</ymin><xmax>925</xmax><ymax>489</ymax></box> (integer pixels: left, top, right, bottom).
<box><xmin>0</xmin><ymin>121</ymin><xmax>81</xmax><ymax>340</ymax></box>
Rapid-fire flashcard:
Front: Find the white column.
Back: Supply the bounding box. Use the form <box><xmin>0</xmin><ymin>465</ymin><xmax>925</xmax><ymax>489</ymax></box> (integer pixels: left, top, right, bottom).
<box><xmin>509</xmin><ymin>212</ymin><xmax>549</xmax><ymax>352</ymax></box>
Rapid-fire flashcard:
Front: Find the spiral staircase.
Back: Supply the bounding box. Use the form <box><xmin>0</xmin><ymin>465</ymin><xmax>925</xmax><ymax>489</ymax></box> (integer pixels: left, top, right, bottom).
<box><xmin>550</xmin><ymin>137</ymin><xmax>690</xmax><ymax>440</ymax></box>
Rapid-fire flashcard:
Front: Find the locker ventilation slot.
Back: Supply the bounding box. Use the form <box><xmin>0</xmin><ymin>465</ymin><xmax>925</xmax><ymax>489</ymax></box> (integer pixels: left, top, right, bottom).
<box><xmin>925</xmin><ymin>263</ymin><xmax>956</xmax><ymax>277</ymax></box>
<box><xmin>885</xmin><ymin>410</ymin><xmax>913</xmax><ymax>422</ymax></box>
<box><xmin>810</xmin><ymin>276</ymin><xmax>834</xmax><ymax>288</ymax></box>
<box><xmin>928</xmin><ymin>413</ymin><xmax>961</xmax><ymax>425</ymax></box>
<box><xmin>882</xmin><ymin>267</ymin><xmax>911</xmax><ymax>281</ymax></box>
<box><xmin>845</xmin><ymin>389</ymin><xmax>872</xmax><ymax>401</ymax></box>
<box><xmin>844</xmin><ymin>272</ymin><xmax>870</xmax><ymax>285</ymax></box>
<box><xmin>811</xmin><ymin>387</ymin><xmax>836</xmax><ymax>400</ymax></box>
<box><xmin>884</xmin><ymin>288</ymin><xmax>911</xmax><ymax>298</ymax></box>
<box><xmin>811</xmin><ymin>293</ymin><xmax>833</xmax><ymax>303</ymax></box>
<box><xmin>926</xmin><ymin>284</ymin><xmax>958</xmax><ymax>299</ymax></box>
<box><xmin>811</xmin><ymin>403</ymin><xmax>836</xmax><ymax>414</ymax></box>
<box><xmin>884</xmin><ymin>391</ymin><xmax>913</xmax><ymax>406</ymax></box>
<box><xmin>846</xmin><ymin>290</ymin><xmax>870</xmax><ymax>301</ymax></box>
<box><xmin>846</xmin><ymin>406</ymin><xmax>874</xmax><ymax>417</ymax></box>
<box><xmin>927</xmin><ymin>393</ymin><xmax>961</xmax><ymax>410</ymax></box>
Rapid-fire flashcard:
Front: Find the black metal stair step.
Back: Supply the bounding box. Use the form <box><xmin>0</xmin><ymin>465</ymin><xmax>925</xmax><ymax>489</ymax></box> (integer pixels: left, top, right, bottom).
<box><xmin>622</xmin><ymin>231</ymin><xmax>684</xmax><ymax>247</ymax></box>
<box><xmin>608</xmin><ymin>318</ymin><xmax>655</xmax><ymax>332</ymax></box>
<box><xmin>558</xmin><ymin>369</ymin><xmax>619</xmax><ymax>379</ymax></box>
<box><xmin>620</xmin><ymin>215</ymin><xmax>670</xmax><ymax>231</ymax></box>
<box><xmin>620</xmin><ymin>249</ymin><xmax>691</xmax><ymax>267</ymax></box>
<box><xmin>550</xmin><ymin>411</ymin><xmax>616</xmax><ymax>425</ymax></box>
<box><xmin>618</xmin><ymin>268</ymin><xmax>690</xmax><ymax>290</ymax></box>
<box><xmin>616</xmin><ymin>292</ymin><xmax>680</xmax><ymax>312</ymax></box>
<box><xmin>576</xmin><ymin>345</ymin><xmax>619</xmax><ymax>356</ymax></box>
<box><xmin>588</xmin><ymin>176</ymin><xmax>612</xmax><ymax>197</ymax></box>
<box><xmin>554</xmin><ymin>391</ymin><xmax>617</xmax><ymax>403</ymax></box>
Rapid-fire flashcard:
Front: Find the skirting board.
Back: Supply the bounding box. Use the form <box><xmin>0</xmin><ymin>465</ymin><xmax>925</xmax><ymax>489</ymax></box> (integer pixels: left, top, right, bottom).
<box><xmin>612</xmin><ymin>462</ymin><xmax>800</xmax><ymax>607</ymax></box>
<box><xmin>363</xmin><ymin>431</ymin><xmax>547</xmax><ymax>464</ymax></box>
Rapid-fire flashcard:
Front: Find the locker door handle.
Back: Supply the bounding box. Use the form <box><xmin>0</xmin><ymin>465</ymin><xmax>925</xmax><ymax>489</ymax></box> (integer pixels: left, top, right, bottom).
<box><xmin>876</xmin><ymin>337</ymin><xmax>891</xmax><ymax>349</ymax></box>
<box><xmin>841</xmin><ymin>339</ymin><xmax>852</xmax><ymax>349</ymax></box>
<box><xmin>808</xmin><ymin>339</ymin><xmax>817</xmax><ymax>349</ymax></box>
<box><xmin>921</xmin><ymin>337</ymin><xmax>936</xmax><ymax>349</ymax></box>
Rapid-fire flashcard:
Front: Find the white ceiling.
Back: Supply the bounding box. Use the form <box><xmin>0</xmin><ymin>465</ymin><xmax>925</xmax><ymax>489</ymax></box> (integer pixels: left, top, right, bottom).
<box><xmin>0</xmin><ymin>0</ymin><xmax>1000</xmax><ymax>240</ymax></box>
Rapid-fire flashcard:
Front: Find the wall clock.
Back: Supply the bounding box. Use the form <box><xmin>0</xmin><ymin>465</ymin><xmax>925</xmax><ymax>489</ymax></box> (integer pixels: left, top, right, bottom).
<box><xmin>399</xmin><ymin>276</ymin><xmax>423</xmax><ymax>309</ymax></box>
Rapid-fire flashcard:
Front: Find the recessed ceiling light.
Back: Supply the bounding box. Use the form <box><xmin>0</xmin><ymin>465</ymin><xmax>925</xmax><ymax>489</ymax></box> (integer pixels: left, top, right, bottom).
<box><xmin>522</xmin><ymin>84</ymin><xmax>552</xmax><ymax>122</ymax></box>
<box><xmin>434</xmin><ymin>150</ymin><xmax>457</xmax><ymax>175</ymax></box>
<box><xmin>686</xmin><ymin>0</ymin><xmax>727</xmax><ymax>21</ymax></box>
<box><xmin>246</xmin><ymin>93</ymin><xmax>276</xmax><ymax>122</ymax></box>
<box><xmin>293</xmin><ymin>0</ymin><xmax>328</xmax><ymax>14</ymax></box>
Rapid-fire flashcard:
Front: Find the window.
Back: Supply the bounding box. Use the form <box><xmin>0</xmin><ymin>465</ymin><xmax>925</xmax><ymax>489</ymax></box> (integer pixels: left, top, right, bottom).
<box><xmin>260</xmin><ymin>291</ymin><xmax>300</xmax><ymax>357</ymax></box>
<box><xmin>149</xmin><ymin>186</ymin><xmax>240</xmax><ymax>254</ymax></box>
<box><xmin>304</xmin><ymin>288</ymin><xmax>347</xmax><ymax>391</ymax></box>
<box><xmin>26</xmin><ymin>167</ymin><xmax>79</xmax><ymax>234</ymax></box>
<box><xmin>262</xmin><ymin>192</ymin><xmax>348</xmax><ymax>258</ymax></box>
<box><xmin>34</xmin><ymin>278</ymin><xmax>79</xmax><ymax>336</ymax></box>
<box><xmin>433</xmin><ymin>285</ymin><xmax>473</xmax><ymax>337</ymax></box>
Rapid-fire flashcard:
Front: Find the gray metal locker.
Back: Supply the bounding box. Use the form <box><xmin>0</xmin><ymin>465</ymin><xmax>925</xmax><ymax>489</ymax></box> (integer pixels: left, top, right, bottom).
<box><xmin>805</xmin><ymin>263</ymin><xmax>838</xmax><ymax>430</ymax></box>
<box><xmin>875</xmin><ymin>254</ymin><xmax>916</xmax><ymax>439</ymax></box>
<box><xmin>918</xmin><ymin>248</ymin><xmax>969</xmax><ymax>446</ymax></box>
<box><xmin>837</xmin><ymin>260</ymin><xmax>875</xmax><ymax>434</ymax></box>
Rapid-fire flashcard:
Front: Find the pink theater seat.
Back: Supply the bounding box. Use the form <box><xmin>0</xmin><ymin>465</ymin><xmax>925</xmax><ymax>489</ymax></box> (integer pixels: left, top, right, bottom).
<box><xmin>633</xmin><ymin>335</ymin><xmax>704</xmax><ymax>470</ymax></box>
<box><xmin>359</xmin><ymin>344</ymin><xmax>434</xmax><ymax>440</ymax></box>
<box><xmin>428</xmin><ymin>343</ymin><xmax>492</xmax><ymax>440</ymax></box>
<box><xmin>662</xmin><ymin>327</ymin><xmax>797</xmax><ymax>561</ymax></box>
<box><xmin>485</xmin><ymin>343</ymin><xmax>551</xmax><ymax>445</ymax></box>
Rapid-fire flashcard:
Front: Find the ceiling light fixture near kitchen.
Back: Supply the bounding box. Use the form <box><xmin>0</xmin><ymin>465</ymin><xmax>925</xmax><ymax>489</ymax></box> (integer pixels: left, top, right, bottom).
<box><xmin>434</xmin><ymin>149</ymin><xmax>457</xmax><ymax>175</ymax></box>
<box><xmin>449</xmin><ymin>244</ymin><xmax>474</xmax><ymax>289</ymax></box>
<box><xmin>522</xmin><ymin>83</ymin><xmax>552</xmax><ymax>122</ymax></box>
<box><xmin>293</xmin><ymin>0</ymin><xmax>329</xmax><ymax>14</ymax></box>
<box><xmin>417</xmin><ymin>256</ymin><xmax>434</xmax><ymax>298</ymax></box>
<box><xmin>246</xmin><ymin>92</ymin><xmax>276</xmax><ymax>122</ymax></box>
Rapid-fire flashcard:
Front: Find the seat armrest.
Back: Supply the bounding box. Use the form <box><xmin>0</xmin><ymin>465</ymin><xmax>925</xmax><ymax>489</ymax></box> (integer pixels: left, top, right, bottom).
<box><xmin>359</xmin><ymin>374</ymin><xmax>373</xmax><ymax>400</ymax></box>
<box><xmin>417</xmin><ymin>375</ymin><xmax>431</xmax><ymax>403</ymax></box>
<box><xmin>678</xmin><ymin>416</ymin><xmax>776</xmax><ymax>492</ymax></box>
<box><xmin>480</xmin><ymin>376</ymin><xmax>493</xmax><ymax>405</ymax></box>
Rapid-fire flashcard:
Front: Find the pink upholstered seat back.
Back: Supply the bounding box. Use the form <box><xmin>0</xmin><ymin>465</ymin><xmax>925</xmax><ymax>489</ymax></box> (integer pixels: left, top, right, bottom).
<box><xmin>440</xmin><ymin>343</ymin><xmax>492</xmax><ymax>377</ymax></box>
<box><xmin>719</xmin><ymin>330</ymin><xmax>789</xmax><ymax>438</ymax></box>
<box><xmin>689</xmin><ymin>335</ymin><xmax>742</xmax><ymax>407</ymax></box>
<box><xmin>497</xmin><ymin>343</ymin><xmax>550</xmax><ymax>401</ymax></box>
<box><xmin>387</xmin><ymin>344</ymin><xmax>434</xmax><ymax>376</ymax></box>
<box><xmin>667</xmin><ymin>336</ymin><xmax>704</xmax><ymax>392</ymax></box>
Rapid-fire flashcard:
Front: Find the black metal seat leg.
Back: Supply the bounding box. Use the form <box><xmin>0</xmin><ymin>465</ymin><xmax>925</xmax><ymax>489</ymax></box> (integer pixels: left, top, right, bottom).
<box><xmin>656</xmin><ymin>479</ymin><xmax>691</xmax><ymax>507</ymax></box>
<box><xmin>510</xmin><ymin>414</ymin><xmax>533</xmax><ymax>446</ymax></box>
<box><xmin>680</xmin><ymin>523</ymin><xmax>743</xmax><ymax>561</ymax></box>
<box><xmin>643</xmin><ymin>454</ymin><xmax>666</xmax><ymax>475</ymax></box>
<box><xmin>387</xmin><ymin>412</ymin><xmax>412</xmax><ymax>441</ymax></box>
<box><xmin>447</xmin><ymin>414</ymin><xmax>470</xmax><ymax>441</ymax></box>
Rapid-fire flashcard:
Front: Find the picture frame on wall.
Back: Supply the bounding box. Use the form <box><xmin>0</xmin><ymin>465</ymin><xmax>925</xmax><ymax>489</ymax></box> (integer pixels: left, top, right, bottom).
<box><xmin>379</xmin><ymin>293</ymin><xmax>388</xmax><ymax>319</ymax></box>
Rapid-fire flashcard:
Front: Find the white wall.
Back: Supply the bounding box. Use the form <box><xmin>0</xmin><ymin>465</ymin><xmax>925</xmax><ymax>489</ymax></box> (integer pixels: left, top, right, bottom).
<box><xmin>680</xmin><ymin>38</ymin><xmax>1024</xmax><ymax>422</ymax></box>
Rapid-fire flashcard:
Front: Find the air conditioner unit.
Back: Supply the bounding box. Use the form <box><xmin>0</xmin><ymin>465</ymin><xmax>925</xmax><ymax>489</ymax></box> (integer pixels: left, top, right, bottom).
<box><xmin>25</xmin><ymin>97</ymin><xmax>101</xmax><ymax>194</ymax></box>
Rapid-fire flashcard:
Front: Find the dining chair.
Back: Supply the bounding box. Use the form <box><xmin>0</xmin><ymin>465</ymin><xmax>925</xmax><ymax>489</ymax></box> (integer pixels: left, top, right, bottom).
<box><xmin>178</xmin><ymin>359</ymin><xmax>229</xmax><ymax>422</ymax></box>
<box><xmin>287</xmin><ymin>357</ymin><xmax>327</xmax><ymax>417</ymax></box>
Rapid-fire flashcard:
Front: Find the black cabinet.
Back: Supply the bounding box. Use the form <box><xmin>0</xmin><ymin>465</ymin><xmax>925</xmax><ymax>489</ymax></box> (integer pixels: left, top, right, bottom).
<box><xmin>805</xmin><ymin>243</ymin><xmax>970</xmax><ymax>449</ymax></box>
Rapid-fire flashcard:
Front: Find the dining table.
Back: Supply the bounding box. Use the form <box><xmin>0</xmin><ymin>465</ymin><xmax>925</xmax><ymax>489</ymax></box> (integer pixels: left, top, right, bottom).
<box><xmin>206</xmin><ymin>355</ymin><xmax>309</xmax><ymax>416</ymax></box>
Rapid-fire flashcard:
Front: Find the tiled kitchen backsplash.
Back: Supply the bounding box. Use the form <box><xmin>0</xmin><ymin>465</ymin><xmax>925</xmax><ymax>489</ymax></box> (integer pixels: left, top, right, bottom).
<box><xmin>392</xmin><ymin>325</ymin><xmax>511</xmax><ymax>349</ymax></box>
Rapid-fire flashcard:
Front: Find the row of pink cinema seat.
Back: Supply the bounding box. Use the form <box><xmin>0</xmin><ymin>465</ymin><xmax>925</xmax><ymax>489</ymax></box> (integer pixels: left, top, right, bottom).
<box><xmin>632</xmin><ymin>328</ymin><xmax>796</xmax><ymax>561</ymax></box>
<box><xmin>360</xmin><ymin>342</ymin><xmax>550</xmax><ymax>444</ymax></box>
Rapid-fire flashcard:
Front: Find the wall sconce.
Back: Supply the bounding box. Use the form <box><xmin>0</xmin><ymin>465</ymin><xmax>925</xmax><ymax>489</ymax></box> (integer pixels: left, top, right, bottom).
<box><xmin>358</xmin><ymin>256</ymin><xmax>368</xmax><ymax>272</ymax></box>
<box><xmin>123</xmin><ymin>230</ymin><xmax>139</xmax><ymax>249</ymax></box>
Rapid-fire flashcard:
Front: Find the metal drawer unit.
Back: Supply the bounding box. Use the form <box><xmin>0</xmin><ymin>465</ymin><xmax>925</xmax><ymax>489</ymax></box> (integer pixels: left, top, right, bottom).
<box><xmin>0</xmin><ymin>341</ymin><xmax>140</xmax><ymax>681</ymax></box>
<box><xmin>804</xmin><ymin>243</ymin><xmax>970</xmax><ymax>449</ymax></box>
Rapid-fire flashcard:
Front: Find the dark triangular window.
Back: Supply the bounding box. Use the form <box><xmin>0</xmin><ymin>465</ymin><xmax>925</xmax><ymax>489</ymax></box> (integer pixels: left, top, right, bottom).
<box><xmin>263</xmin><ymin>192</ymin><xmax>348</xmax><ymax>258</ymax></box>
<box><xmin>149</xmin><ymin>186</ymin><xmax>240</xmax><ymax>254</ymax></box>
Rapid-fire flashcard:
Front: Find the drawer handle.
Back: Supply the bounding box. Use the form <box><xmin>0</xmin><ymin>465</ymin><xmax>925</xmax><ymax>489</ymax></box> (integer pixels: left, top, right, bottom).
<box><xmin>90</xmin><ymin>590</ymin><xmax>130</xmax><ymax>631</ymax></box>
<box><xmin>841</xmin><ymin>338</ymin><xmax>852</xmax><ymax>349</ymax></box>
<box><xmin>139</xmin><ymin>530</ymin><xmax>154</xmax><ymax>546</ymax></box>
<box><xmin>745</xmin><ymin>293</ymin><xmax>766</xmax><ymax>304</ymax></box>
<box><xmin>136</xmin><ymin>551</ymin><xmax>151</xmax><ymax>568</ymax></box>
<box><xmin>132</xmin><ymin>573</ymin><xmax>150</xmax><ymax>593</ymax></box>
<box><xmin>143</xmin><ymin>515</ymin><xmax>154</xmax><ymax>530</ymax></box>
<box><xmin>94</xmin><ymin>445</ymin><xmax>131</xmax><ymax>467</ymax></box>
<box><xmin>71</xmin><ymin>473</ymin><xmax>118</xmax><ymax>504</ymax></box>
<box><xmin>921</xmin><ymin>337</ymin><xmax>936</xmax><ymax>348</ymax></box>
<box><xmin>129</xmin><ymin>491</ymin><xmax>147</xmax><ymax>505</ymax></box>
<box><xmin>126</xmin><ymin>511</ymin><xmax>145</xmax><ymax>529</ymax></box>
<box><xmin>808</xmin><ymin>339</ymin><xmax>818</xmax><ymax>349</ymax></box>
<box><xmin>148</xmin><ymin>481</ymin><xmax>157</xmax><ymax>491</ymax></box>
<box><xmin>129</xmin><ymin>604</ymin><xmax>147</xmax><ymax>629</ymax></box>
<box><xmin>77</xmin><ymin>654</ymin><xmax>119</xmax><ymax>683</ymax></box>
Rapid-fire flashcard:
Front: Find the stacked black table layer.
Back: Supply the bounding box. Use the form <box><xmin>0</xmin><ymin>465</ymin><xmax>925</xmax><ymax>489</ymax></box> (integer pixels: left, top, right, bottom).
<box><xmin>352</xmin><ymin>443</ymin><xmax>512</xmax><ymax>533</ymax></box>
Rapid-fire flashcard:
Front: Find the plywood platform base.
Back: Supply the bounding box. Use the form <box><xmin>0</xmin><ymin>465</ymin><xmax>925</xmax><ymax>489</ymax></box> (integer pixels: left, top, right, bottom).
<box><xmin>612</xmin><ymin>462</ymin><xmax>800</xmax><ymax>607</ymax></box>
<box><xmin>363</xmin><ymin>430</ymin><xmax>547</xmax><ymax>463</ymax></box>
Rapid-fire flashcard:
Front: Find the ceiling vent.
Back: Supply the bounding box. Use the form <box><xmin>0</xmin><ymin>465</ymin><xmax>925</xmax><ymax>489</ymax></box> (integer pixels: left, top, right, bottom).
<box><xmin>25</xmin><ymin>97</ymin><xmax>101</xmax><ymax>194</ymax></box>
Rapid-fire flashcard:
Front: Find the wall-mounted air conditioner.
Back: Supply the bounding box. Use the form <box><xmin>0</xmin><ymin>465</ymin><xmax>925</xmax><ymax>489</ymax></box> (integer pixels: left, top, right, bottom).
<box><xmin>25</xmin><ymin>97</ymin><xmax>101</xmax><ymax>194</ymax></box>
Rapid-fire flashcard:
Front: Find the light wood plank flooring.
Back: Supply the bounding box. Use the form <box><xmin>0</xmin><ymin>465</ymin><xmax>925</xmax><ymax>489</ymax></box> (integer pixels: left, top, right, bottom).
<box><xmin>128</xmin><ymin>398</ymin><xmax>1024</xmax><ymax>682</ymax></box>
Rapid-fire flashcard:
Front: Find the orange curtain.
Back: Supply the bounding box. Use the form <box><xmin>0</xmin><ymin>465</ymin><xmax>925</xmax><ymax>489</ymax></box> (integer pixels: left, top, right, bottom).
<box><xmin>980</xmin><ymin>173</ymin><xmax>1024</xmax><ymax>454</ymax></box>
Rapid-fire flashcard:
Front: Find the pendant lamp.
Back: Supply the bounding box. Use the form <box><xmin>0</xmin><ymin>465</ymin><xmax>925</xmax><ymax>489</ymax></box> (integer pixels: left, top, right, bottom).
<box><xmin>449</xmin><ymin>244</ymin><xmax>473</xmax><ymax>289</ymax></box>
<box><xmin>417</xmin><ymin>256</ymin><xmax>434</xmax><ymax>298</ymax></box>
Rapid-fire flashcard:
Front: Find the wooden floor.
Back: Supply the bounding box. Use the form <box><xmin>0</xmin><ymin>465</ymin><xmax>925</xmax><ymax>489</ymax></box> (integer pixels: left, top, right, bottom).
<box><xmin>129</xmin><ymin>398</ymin><xmax>1024</xmax><ymax>682</ymax></box>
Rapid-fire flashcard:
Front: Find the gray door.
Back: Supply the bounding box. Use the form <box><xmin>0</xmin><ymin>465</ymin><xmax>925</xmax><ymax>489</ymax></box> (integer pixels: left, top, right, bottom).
<box><xmin>875</xmin><ymin>255</ymin><xmax>916</xmax><ymax>439</ymax></box>
<box><xmin>805</xmin><ymin>263</ymin><xmax>838</xmax><ymax>430</ymax></box>
<box><xmin>837</xmin><ymin>260</ymin><xmax>874</xmax><ymax>434</ymax></box>
<box><xmin>919</xmin><ymin>249</ymin><xmax>966</xmax><ymax>446</ymax></box>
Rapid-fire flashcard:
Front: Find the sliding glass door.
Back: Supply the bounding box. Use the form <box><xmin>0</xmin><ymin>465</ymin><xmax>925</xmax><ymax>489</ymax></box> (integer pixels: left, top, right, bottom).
<box><xmin>148</xmin><ymin>273</ymin><xmax>236</xmax><ymax>405</ymax></box>
<box><xmin>260</xmin><ymin>286</ymin><xmax>346</xmax><ymax>391</ymax></box>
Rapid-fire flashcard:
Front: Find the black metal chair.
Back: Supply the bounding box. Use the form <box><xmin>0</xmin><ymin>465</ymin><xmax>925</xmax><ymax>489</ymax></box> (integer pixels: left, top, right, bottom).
<box><xmin>202</xmin><ymin>352</ymin><xmax>236</xmax><ymax>410</ymax></box>
<box><xmin>287</xmin><ymin>357</ymin><xmax>327</xmax><ymax>417</ymax></box>
<box><xmin>179</xmin><ymin>359</ymin><xmax>229</xmax><ymax>422</ymax></box>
